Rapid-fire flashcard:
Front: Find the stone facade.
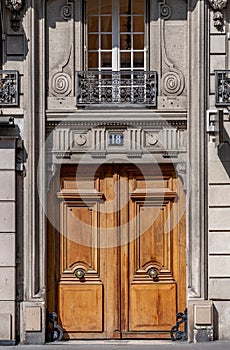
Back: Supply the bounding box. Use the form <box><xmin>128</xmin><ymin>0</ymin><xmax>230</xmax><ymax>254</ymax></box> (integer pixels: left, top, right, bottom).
<box><xmin>0</xmin><ymin>0</ymin><xmax>229</xmax><ymax>344</ymax></box>
<box><xmin>0</xmin><ymin>131</ymin><xmax>17</xmax><ymax>345</ymax></box>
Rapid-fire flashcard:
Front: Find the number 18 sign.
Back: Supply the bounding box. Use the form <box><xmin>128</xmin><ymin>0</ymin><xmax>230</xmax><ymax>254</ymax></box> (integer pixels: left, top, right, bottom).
<box><xmin>109</xmin><ymin>133</ymin><xmax>124</xmax><ymax>146</ymax></box>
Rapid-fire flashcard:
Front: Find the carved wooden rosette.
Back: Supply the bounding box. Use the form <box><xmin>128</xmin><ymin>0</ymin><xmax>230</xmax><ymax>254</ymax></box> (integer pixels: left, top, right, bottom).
<box><xmin>208</xmin><ymin>0</ymin><xmax>227</xmax><ymax>29</ymax></box>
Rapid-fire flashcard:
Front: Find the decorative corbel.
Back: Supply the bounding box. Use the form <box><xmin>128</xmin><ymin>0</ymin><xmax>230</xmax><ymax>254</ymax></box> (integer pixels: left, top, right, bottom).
<box><xmin>5</xmin><ymin>0</ymin><xmax>25</xmax><ymax>31</ymax></box>
<box><xmin>176</xmin><ymin>163</ymin><xmax>187</xmax><ymax>193</ymax></box>
<box><xmin>208</xmin><ymin>0</ymin><xmax>227</xmax><ymax>30</ymax></box>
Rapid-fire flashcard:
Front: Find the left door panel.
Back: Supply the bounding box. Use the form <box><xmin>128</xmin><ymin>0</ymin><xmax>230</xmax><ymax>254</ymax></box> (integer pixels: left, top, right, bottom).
<box><xmin>47</xmin><ymin>167</ymin><xmax>108</xmax><ymax>339</ymax></box>
<box><xmin>58</xmin><ymin>199</ymin><xmax>104</xmax><ymax>336</ymax></box>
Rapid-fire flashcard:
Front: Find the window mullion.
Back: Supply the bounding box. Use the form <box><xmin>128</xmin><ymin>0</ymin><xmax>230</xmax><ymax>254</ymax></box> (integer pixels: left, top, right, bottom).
<box><xmin>112</xmin><ymin>0</ymin><xmax>119</xmax><ymax>71</ymax></box>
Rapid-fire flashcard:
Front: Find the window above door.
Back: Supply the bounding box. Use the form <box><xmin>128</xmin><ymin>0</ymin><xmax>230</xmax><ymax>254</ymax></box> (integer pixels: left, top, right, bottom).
<box><xmin>76</xmin><ymin>0</ymin><xmax>157</xmax><ymax>107</ymax></box>
<box><xmin>87</xmin><ymin>0</ymin><xmax>146</xmax><ymax>71</ymax></box>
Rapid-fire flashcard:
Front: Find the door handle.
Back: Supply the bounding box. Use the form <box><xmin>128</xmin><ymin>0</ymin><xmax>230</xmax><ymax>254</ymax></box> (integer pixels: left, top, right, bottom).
<box><xmin>148</xmin><ymin>268</ymin><xmax>159</xmax><ymax>279</ymax></box>
<box><xmin>75</xmin><ymin>268</ymin><xmax>85</xmax><ymax>279</ymax></box>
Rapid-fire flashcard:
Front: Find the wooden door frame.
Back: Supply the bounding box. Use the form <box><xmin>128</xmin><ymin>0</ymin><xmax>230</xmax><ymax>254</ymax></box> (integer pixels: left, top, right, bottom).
<box><xmin>47</xmin><ymin>163</ymin><xmax>186</xmax><ymax>340</ymax></box>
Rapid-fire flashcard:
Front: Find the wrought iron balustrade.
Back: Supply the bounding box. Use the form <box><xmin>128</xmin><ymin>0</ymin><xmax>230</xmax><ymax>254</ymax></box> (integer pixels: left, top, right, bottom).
<box><xmin>0</xmin><ymin>71</ymin><xmax>19</xmax><ymax>106</ymax></box>
<box><xmin>215</xmin><ymin>70</ymin><xmax>230</xmax><ymax>107</ymax></box>
<box><xmin>76</xmin><ymin>71</ymin><xmax>157</xmax><ymax>106</ymax></box>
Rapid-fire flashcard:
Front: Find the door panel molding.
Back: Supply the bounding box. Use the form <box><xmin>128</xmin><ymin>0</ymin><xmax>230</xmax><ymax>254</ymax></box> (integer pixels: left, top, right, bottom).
<box><xmin>129</xmin><ymin>284</ymin><xmax>177</xmax><ymax>331</ymax></box>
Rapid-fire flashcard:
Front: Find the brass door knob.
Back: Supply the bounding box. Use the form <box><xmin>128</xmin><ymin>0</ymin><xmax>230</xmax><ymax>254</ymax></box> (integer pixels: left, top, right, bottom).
<box><xmin>148</xmin><ymin>268</ymin><xmax>159</xmax><ymax>279</ymax></box>
<box><xmin>75</xmin><ymin>268</ymin><xmax>85</xmax><ymax>279</ymax></box>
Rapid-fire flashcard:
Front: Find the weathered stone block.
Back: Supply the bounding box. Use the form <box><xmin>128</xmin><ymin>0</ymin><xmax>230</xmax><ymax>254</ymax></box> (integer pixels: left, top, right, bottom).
<box><xmin>25</xmin><ymin>307</ymin><xmax>42</xmax><ymax>332</ymax></box>
<box><xmin>209</xmin><ymin>143</ymin><xmax>230</xmax><ymax>162</ymax></box>
<box><xmin>0</xmin><ymin>314</ymin><xmax>12</xmax><ymax>340</ymax></box>
<box><xmin>213</xmin><ymin>301</ymin><xmax>230</xmax><ymax>339</ymax></box>
<box><xmin>0</xmin><ymin>268</ymin><xmax>15</xmax><ymax>300</ymax></box>
<box><xmin>210</xmin><ymin>35</ymin><xmax>226</xmax><ymax>54</ymax></box>
<box><xmin>209</xmin><ymin>279</ymin><xmax>230</xmax><ymax>299</ymax></box>
<box><xmin>21</xmin><ymin>301</ymin><xmax>46</xmax><ymax>344</ymax></box>
<box><xmin>0</xmin><ymin>302</ymin><xmax>15</xmax><ymax>341</ymax></box>
<box><xmin>209</xmin><ymin>232</ymin><xmax>230</xmax><ymax>254</ymax></box>
<box><xmin>0</xmin><ymin>234</ymin><xmax>15</xmax><ymax>266</ymax></box>
<box><xmin>209</xmin><ymin>185</ymin><xmax>230</xmax><ymax>206</ymax></box>
<box><xmin>0</xmin><ymin>202</ymin><xmax>15</xmax><ymax>232</ymax></box>
<box><xmin>209</xmin><ymin>208</ymin><xmax>230</xmax><ymax>231</ymax></box>
<box><xmin>208</xmin><ymin>161</ymin><xmax>230</xmax><ymax>183</ymax></box>
<box><xmin>194</xmin><ymin>304</ymin><xmax>213</xmax><ymax>325</ymax></box>
<box><xmin>0</xmin><ymin>171</ymin><xmax>15</xmax><ymax>200</ymax></box>
<box><xmin>209</xmin><ymin>256</ymin><xmax>230</xmax><ymax>277</ymax></box>
<box><xmin>210</xmin><ymin>55</ymin><xmax>226</xmax><ymax>72</ymax></box>
<box><xmin>0</xmin><ymin>149</ymin><xmax>15</xmax><ymax>170</ymax></box>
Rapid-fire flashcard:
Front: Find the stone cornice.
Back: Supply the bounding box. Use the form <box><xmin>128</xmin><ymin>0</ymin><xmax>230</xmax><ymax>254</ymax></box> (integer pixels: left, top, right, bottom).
<box><xmin>46</xmin><ymin>119</ymin><xmax>187</xmax><ymax>130</ymax></box>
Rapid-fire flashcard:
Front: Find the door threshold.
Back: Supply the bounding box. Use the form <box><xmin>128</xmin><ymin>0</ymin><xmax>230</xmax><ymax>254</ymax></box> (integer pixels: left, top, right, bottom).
<box><xmin>46</xmin><ymin>340</ymin><xmax>173</xmax><ymax>345</ymax></box>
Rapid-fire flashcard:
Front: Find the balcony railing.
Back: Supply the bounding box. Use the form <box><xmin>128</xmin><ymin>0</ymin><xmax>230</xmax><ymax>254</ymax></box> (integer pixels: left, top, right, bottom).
<box><xmin>76</xmin><ymin>71</ymin><xmax>157</xmax><ymax>107</ymax></box>
<box><xmin>0</xmin><ymin>71</ymin><xmax>19</xmax><ymax>106</ymax></box>
<box><xmin>215</xmin><ymin>70</ymin><xmax>230</xmax><ymax>107</ymax></box>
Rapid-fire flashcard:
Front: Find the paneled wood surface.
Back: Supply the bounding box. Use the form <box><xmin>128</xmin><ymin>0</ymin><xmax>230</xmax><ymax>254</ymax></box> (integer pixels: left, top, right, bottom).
<box><xmin>47</xmin><ymin>164</ymin><xmax>186</xmax><ymax>339</ymax></box>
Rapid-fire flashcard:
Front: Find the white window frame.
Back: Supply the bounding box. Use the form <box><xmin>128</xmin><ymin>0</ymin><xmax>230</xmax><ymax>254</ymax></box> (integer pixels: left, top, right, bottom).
<box><xmin>86</xmin><ymin>0</ymin><xmax>147</xmax><ymax>72</ymax></box>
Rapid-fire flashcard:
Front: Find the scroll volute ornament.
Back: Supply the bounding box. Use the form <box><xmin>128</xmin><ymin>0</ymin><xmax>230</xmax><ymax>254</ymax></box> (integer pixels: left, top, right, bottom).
<box><xmin>208</xmin><ymin>0</ymin><xmax>227</xmax><ymax>29</ymax></box>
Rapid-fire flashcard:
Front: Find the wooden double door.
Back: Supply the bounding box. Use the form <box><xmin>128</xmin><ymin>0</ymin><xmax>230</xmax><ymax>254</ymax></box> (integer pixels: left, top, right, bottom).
<box><xmin>47</xmin><ymin>164</ymin><xmax>186</xmax><ymax>339</ymax></box>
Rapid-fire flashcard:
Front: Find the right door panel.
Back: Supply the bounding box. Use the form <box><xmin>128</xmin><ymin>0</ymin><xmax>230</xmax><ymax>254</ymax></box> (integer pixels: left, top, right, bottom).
<box><xmin>121</xmin><ymin>165</ymin><xmax>186</xmax><ymax>338</ymax></box>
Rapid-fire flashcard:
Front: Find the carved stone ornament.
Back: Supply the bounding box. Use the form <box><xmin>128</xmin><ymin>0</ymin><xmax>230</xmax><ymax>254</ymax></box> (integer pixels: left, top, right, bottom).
<box><xmin>61</xmin><ymin>1</ymin><xmax>73</xmax><ymax>21</ymax></box>
<box><xmin>5</xmin><ymin>0</ymin><xmax>24</xmax><ymax>31</ymax></box>
<box><xmin>208</xmin><ymin>0</ymin><xmax>227</xmax><ymax>29</ymax></box>
<box><xmin>5</xmin><ymin>0</ymin><xmax>23</xmax><ymax>11</ymax></box>
<box><xmin>209</xmin><ymin>0</ymin><xmax>227</xmax><ymax>11</ymax></box>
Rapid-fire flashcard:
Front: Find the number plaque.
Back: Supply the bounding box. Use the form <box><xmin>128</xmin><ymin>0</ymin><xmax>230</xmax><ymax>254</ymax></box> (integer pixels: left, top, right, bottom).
<box><xmin>109</xmin><ymin>133</ymin><xmax>124</xmax><ymax>146</ymax></box>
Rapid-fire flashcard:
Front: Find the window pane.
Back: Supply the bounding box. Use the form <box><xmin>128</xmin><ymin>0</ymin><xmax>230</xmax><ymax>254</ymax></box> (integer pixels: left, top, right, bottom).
<box><xmin>101</xmin><ymin>52</ymin><xmax>112</xmax><ymax>68</ymax></box>
<box><xmin>133</xmin><ymin>52</ymin><xmax>144</xmax><ymax>67</ymax></box>
<box><xmin>120</xmin><ymin>34</ymin><xmax>131</xmax><ymax>50</ymax></box>
<box><xmin>133</xmin><ymin>34</ymin><xmax>144</xmax><ymax>49</ymax></box>
<box><xmin>88</xmin><ymin>16</ymin><xmax>98</xmax><ymax>32</ymax></box>
<box><xmin>88</xmin><ymin>52</ymin><xmax>98</xmax><ymax>69</ymax></box>
<box><xmin>88</xmin><ymin>34</ymin><xmax>99</xmax><ymax>50</ymax></box>
<box><xmin>121</xmin><ymin>52</ymin><xmax>131</xmax><ymax>68</ymax></box>
<box><xmin>101</xmin><ymin>34</ymin><xmax>112</xmax><ymax>49</ymax></box>
<box><xmin>101</xmin><ymin>16</ymin><xmax>112</xmax><ymax>32</ymax></box>
<box><xmin>120</xmin><ymin>16</ymin><xmax>131</xmax><ymax>33</ymax></box>
<box><xmin>133</xmin><ymin>0</ymin><xmax>144</xmax><ymax>15</ymax></box>
<box><xmin>120</xmin><ymin>0</ymin><xmax>131</xmax><ymax>15</ymax></box>
<box><xmin>86</xmin><ymin>0</ymin><xmax>146</xmax><ymax>71</ymax></box>
<box><xmin>101</xmin><ymin>0</ymin><xmax>112</xmax><ymax>14</ymax></box>
<box><xmin>133</xmin><ymin>16</ymin><xmax>144</xmax><ymax>32</ymax></box>
<box><xmin>88</xmin><ymin>0</ymin><xmax>99</xmax><ymax>15</ymax></box>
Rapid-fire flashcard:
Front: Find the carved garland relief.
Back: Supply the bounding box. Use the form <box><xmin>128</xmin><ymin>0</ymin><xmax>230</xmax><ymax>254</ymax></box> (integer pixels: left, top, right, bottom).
<box><xmin>208</xmin><ymin>0</ymin><xmax>227</xmax><ymax>29</ymax></box>
<box><xmin>5</xmin><ymin>0</ymin><xmax>24</xmax><ymax>31</ymax></box>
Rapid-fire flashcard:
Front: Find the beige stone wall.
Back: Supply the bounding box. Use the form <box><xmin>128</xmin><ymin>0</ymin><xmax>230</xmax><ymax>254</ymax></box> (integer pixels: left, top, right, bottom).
<box><xmin>0</xmin><ymin>138</ymin><xmax>16</xmax><ymax>344</ymax></box>
<box><xmin>207</xmin><ymin>2</ymin><xmax>230</xmax><ymax>340</ymax></box>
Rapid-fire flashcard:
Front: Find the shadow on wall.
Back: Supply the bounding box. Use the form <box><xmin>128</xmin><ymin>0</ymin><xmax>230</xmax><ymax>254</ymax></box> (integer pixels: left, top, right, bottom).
<box><xmin>2</xmin><ymin>2</ymin><xmax>29</xmax><ymax>63</ymax></box>
<box><xmin>218</xmin><ymin>127</ymin><xmax>230</xmax><ymax>178</ymax></box>
<box><xmin>213</xmin><ymin>304</ymin><xmax>219</xmax><ymax>340</ymax></box>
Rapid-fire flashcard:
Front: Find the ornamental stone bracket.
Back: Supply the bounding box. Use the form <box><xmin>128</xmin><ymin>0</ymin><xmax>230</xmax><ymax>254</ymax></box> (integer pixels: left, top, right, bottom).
<box><xmin>5</xmin><ymin>0</ymin><xmax>25</xmax><ymax>31</ymax></box>
<box><xmin>208</xmin><ymin>0</ymin><xmax>227</xmax><ymax>30</ymax></box>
